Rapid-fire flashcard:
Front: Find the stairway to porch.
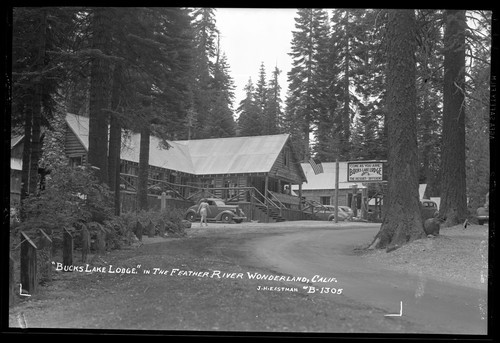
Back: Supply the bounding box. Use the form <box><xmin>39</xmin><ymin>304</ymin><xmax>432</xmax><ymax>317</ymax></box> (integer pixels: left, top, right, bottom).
<box><xmin>254</xmin><ymin>203</ymin><xmax>286</xmax><ymax>222</ymax></box>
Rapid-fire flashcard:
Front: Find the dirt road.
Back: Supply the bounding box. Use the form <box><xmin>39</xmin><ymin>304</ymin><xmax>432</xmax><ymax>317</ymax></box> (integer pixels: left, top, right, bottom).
<box><xmin>246</xmin><ymin>223</ymin><xmax>488</xmax><ymax>335</ymax></box>
<box><xmin>7</xmin><ymin>221</ymin><xmax>488</xmax><ymax>335</ymax></box>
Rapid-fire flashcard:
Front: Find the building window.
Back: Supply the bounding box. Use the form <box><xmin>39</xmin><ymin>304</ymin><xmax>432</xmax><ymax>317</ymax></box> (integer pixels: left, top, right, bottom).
<box><xmin>69</xmin><ymin>156</ymin><xmax>82</xmax><ymax>167</ymax></box>
<box><xmin>320</xmin><ymin>196</ymin><xmax>331</xmax><ymax>205</ymax></box>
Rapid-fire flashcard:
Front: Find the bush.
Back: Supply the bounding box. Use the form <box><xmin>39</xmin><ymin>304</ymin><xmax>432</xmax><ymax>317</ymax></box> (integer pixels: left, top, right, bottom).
<box><xmin>19</xmin><ymin>165</ymin><xmax>114</xmax><ymax>233</ymax></box>
<box><xmin>120</xmin><ymin>207</ymin><xmax>187</xmax><ymax>238</ymax></box>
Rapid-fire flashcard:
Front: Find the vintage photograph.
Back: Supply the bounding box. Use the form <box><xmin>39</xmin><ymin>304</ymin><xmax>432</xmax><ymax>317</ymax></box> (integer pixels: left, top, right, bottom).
<box><xmin>5</xmin><ymin>7</ymin><xmax>493</xmax><ymax>339</ymax></box>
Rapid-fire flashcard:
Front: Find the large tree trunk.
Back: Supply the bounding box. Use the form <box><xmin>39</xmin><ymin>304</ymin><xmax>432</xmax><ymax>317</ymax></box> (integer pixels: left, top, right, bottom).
<box><xmin>108</xmin><ymin>64</ymin><xmax>122</xmax><ymax>215</ymax></box>
<box><xmin>20</xmin><ymin>105</ymin><xmax>32</xmax><ymax>203</ymax></box>
<box><xmin>27</xmin><ymin>9</ymin><xmax>47</xmax><ymax>197</ymax></box>
<box><xmin>439</xmin><ymin>10</ymin><xmax>468</xmax><ymax>226</ymax></box>
<box><xmin>137</xmin><ymin>125</ymin><xmax>150</xmax><ymax>211</ymax></box>
<box><xmin>28</xmin><ymin>90</ymin><xmax>42</xmax><ymax>196</ymax></box>
<box><xmin>372</xmin><ymin>10</ymin><xmax>425</xmax><ymax>251</ymax></box>
<box><xmin>88</xmin><ymin>8</ymin><xmax>111</xmax><ymax>184</ymax></box>
<box><xmin>342</xmin><ymin>11</ymin><xmax>351</xmax><ymax>160</ymax></box>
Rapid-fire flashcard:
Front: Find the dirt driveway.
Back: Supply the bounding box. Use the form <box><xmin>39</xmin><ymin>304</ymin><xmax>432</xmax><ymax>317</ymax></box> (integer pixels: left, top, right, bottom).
<box><xmin>7</xmin><ymin>220</ymin><xmax>488</xmax><ymax>335</ymax></box>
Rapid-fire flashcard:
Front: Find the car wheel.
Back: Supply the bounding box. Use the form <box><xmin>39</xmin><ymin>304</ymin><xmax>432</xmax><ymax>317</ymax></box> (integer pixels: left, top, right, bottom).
<box><xmin>221</xmin><ymin>213</ymin><xmax>232</xmax><ymax>223</ymax></box>
<box><xmin>186</xmin><ymin>212</ymin><xmax>196</xmax><ymax>222</ymax></box>
<box><xmin>478</xmin><ymin>219</ymin><xmax>484</xmax><ymax>225</ymax></box>
<box><xmin>328</xmin><ymin>215</ymin><xmax>335</xmax><ymax>221</ymax></box>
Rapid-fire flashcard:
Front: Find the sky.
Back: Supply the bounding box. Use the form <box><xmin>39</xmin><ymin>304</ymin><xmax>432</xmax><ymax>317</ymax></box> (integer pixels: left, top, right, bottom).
<box><xmin>215</xmin><ymin>8</ymin><xmax>298</xmax><ymax>111</ymax></box>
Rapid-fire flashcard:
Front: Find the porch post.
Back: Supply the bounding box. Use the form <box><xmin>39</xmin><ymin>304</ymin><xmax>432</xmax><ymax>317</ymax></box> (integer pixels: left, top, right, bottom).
<box><xmin>298</xmin><ymin>183</ymin><xmax>302</xmax><ymax>210</ymax></box>
<box><xmin>265</xmin><ymin>174</ymin><xmax>269</xmax><ymax>223</ymax></box>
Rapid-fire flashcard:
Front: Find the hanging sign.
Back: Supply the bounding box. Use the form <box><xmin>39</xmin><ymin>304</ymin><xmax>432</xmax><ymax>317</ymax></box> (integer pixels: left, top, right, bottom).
<box><xmin>347</xmin><ymin>161</ymin><xmax>386</xmax><ymax>182</ymax></box>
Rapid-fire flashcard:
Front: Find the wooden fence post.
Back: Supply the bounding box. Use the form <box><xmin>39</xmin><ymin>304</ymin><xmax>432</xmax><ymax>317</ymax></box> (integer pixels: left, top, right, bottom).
<box><xmin>147</xmin><ymin>220</ymin><xmax>155</xmax><ymax>238</ymax></box>
<box><xmin>81</xmin><ymin>224</ymin><xmax>90</xmax><ymax>263</ymax></box>
<box><xmin>158</xmin><ymin>219</ymin><xmax>166</xmax><ymax>238</ymax></box>
<box><xmin>135</xmin><ymin>220</ymin><xmax>143</xmax><ymax>241</ymax></box>
<box><xmin>37</xmin><ymin>229</ymin><xmax>53</xmax><ymax>284</ymax></box>
<box><xmin>63</xmin><ymin>228</ymin><xmax>73</xmax><ymax>269</ymax></box>
<box><xmin>96</xmin><ymin>224</ymin><xmax>106</xmax><ymax>255</ymax></box>
<box><xmin>20</xmin><ymin>232</ymin><xmax>37</xmax><ymax>294</ymax></box>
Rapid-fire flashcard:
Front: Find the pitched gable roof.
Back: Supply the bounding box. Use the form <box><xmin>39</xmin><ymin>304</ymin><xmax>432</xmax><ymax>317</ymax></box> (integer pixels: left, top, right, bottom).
<box><xmin>11</xmin><ymin>135</ymin><xmax>23</xmax><ymax>148</ymax></box>
<box><xmin>65</xmin><ymin>113</ymin><xmax>296</xmax><ymax>176</ymax></box>
<box><xmin>185</xmin><ymin>134</ymin><xmax>290</xmax><ymax>175</ymax></box>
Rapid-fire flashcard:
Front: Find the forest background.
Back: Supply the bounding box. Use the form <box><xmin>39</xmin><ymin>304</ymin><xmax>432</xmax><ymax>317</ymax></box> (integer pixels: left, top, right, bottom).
<box><xmin>7</xmin><ymin>8</ymin><xmax>492</xmax><ymax>249</ymax></box>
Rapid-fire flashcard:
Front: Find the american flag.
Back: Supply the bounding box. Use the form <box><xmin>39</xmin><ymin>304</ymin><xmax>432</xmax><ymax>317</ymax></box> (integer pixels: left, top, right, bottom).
<box><xmin>308</xmin><ymin>157</ymin><xmax>324</xmax><ymax>175</ymax></box>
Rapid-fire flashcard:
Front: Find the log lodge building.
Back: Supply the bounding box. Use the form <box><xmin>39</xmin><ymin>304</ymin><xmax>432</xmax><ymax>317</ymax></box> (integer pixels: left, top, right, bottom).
<box><xmin>12</xmin><ymin>113</ymin><xmax>373</xmax><ymax>222</ymax></box>
<box><xmin>64</xmin><ymin>113</ymin><xmax>310</xmax><ymax>221</ymax></box>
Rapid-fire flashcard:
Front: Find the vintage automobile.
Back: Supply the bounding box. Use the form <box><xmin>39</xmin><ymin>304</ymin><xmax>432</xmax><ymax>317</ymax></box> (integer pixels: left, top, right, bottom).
<box><xmin>185</xmin><ymin>198</ymin><xmax>247</xmax><ymax>224</ymax></box>
<box><xmin>476</xmin><ymin>192</ymin><xmax>489</xmax><ymax>225</ymax></box>
<box><xmin>420</xmin><ymin>199</ymin><xmax>439</xmax><ymax>220</ymax></box>
<box><xmin>313</xmin><ymin>205</ymin><xmax>350</xmax><ymax>221</ymax></box>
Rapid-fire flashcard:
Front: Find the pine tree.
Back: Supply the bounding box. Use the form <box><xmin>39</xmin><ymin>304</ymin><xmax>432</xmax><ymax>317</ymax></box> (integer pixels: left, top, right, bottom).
<box><xmin>206</xmin><ymin>51</ymin><xmax>236</xmax><ymax>138</ymax></box>
<box><xmin>12</xmin><ymin>7</ymin><xmax>77</xmax><ymax>206</ymax></box>
<box><xmin>370</xmin><ymin>9</ymin><xmax>425</xmax><ymax>250</ymax></box>
<box><xmin>285</xmin><ymin>8</ymin><xmax>330</xmax><ymax>160</ymax></box>
<box><xmin>88</xmin><ymin>7</ymin><xmax>113</xmax><ymax>185</ymax></box>
<box><xmin>329</xmin><ymin>9</ymin><xmax>387</xmax><ymax>162</ymax></box>
<box><xmin>264</xmin><ymin>66</ymin><xmax>283</xmax><ymax>134</ymax></box>
<box><xmin>464</xmin><ymin>10</ymin><xmax>491</xmax><ymax>211</ymax></box>
<box><xmin>127</xmin><ymin>8</ymin><xmax>194</xmax><ymax>210</ymax></box>
<box><xmin>237</xmin><ymin>78</ymin><xmax>261</xmax><ymax>136</ymax></box>
<box><xmin>254</xmin><ymin>62</ymin><xmax>268</xmax><ymax>133</ymax></box>
<box><xmin>439</xmin><ymin>10</ymin><xmax>468</xmax><ymax>225</ymax></box>
<box><xmin>415</xmin><ymin>10</ymin><xmax>444</xmax><ymax>198</ymax></box>
<box><xmin>190</xmin><ymin>8</ymin><xmax>219</xmax><ymax>139</ymax></box>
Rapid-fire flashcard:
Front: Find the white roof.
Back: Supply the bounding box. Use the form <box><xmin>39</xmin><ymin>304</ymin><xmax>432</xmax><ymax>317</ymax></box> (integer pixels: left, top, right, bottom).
<box><xmin>293</xmin><ymin>162</ymin><xmax>367</xmax><ymax>191</ymax></box>
<box><xmin>11</xmin><ymin>158</ymin><xmax>22</xmax><ymax>171</ymax></box>
<box><xmin>65</xmin><ymin>113</ymin><xmax>294</xmax><ymax>176</ymax></box>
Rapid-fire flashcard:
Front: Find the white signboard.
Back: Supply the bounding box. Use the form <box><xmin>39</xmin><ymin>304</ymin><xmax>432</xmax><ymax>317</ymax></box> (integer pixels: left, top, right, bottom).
<box><xmin>347</xmin><ymin>161</ymin><xmax>384</xmax><ymax>182</ymax></box>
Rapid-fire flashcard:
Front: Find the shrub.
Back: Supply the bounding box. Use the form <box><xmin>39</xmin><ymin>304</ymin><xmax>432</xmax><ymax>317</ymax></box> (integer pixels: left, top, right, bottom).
<box><xmin>19</xmin><ymin>165</ymin><xmax>114</xmax><ymax>233</ymax></box>
<box><xmin>120</xmin><ymin>207</ymin><xmax>187</xmax><ymax>238</ymax></box>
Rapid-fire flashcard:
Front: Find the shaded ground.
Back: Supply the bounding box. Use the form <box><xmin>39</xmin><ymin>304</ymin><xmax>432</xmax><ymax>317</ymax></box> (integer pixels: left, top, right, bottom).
<box><xmin>7</xmin><ymin>221</ymin><xmax>489</xmax><ymax>336</ymax></box>
<box><xmin>358</xmin><ymin>224</ymin><xmax>489</xmax><ymax>290</ymax></box>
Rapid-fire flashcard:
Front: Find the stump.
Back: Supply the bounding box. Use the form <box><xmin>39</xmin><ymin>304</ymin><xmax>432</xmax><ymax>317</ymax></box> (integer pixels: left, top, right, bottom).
<box><xmin>63</xmin><ymin>228</ymin><xmax>74</xmax><ymax>269</ymax></box>
<box><xmin>20</xmin><ymin>232</ymin><xmax>37</xmax><ymax>294</ymax></box>
<box><xmin>81</xmin><ymin>225</ymin><xmax>90</xmax><ymax>263</ymax></box>
<box><xmin>37</xmin><ymin>229</ymin><xmax>53</xmax><ymax>284</ymax></box>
